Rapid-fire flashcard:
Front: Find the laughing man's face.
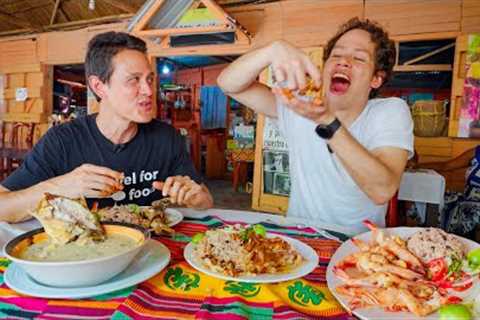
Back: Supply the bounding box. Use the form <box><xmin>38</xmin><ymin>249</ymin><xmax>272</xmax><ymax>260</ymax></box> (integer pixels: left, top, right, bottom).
<box><xmin>323</xmin><ymin>29</ymin><xmax>384</xmax><ymax>110</ymax></box>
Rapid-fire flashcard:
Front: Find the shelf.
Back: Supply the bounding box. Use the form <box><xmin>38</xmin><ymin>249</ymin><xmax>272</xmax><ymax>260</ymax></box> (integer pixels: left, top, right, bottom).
<box><xmin>394</xmin><ymin>64</ymin><xmax>452</xmax><ymax>72</ymax></box>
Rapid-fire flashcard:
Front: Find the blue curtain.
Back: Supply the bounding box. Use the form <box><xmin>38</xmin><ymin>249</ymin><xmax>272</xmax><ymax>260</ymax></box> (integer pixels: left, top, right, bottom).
<box><xmin>200</xmin><ymin>86</ymin><xmax>227</xmax><ymax>129</ymax></box>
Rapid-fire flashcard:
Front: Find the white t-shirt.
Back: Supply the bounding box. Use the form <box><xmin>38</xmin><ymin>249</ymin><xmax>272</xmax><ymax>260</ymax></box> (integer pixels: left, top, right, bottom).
<box><xmin>276</xmin><ymin>97</ymin><xmax>414</xmax><ymax>234</ymax></box>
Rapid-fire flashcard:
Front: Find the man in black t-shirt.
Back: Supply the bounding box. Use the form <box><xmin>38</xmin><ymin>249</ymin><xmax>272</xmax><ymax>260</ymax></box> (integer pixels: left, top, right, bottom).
<box><xmin>0</xmin><ymin>32</ymin><xmax>213</xmax><ymax>222</ymax></box>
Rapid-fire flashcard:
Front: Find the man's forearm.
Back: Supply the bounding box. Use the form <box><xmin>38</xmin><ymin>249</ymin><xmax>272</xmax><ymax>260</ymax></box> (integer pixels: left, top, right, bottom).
<box><xmin>217</xmin><ymin>44</ymin><xmax>272</xmax><ymax>94</ymax></box>
<box><xmin>0</xmin><ymin>181</ymin><xmax>55</xmax><ymax>222</ymax></box>
<box><xmin>328</xmin><ymin>127</ymin><xmax>404</xmax><ymax>204</ymax></box>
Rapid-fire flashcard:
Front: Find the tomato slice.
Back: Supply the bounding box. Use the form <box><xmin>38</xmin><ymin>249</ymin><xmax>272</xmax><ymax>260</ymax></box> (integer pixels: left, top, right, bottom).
<box><xmin>452</xmin><ymin>281</ymin><xmax>473</xmax><ymax>292</ymax></box>
<box><xmin>446</xmin><ymin>296</ymin><xmax>463</xmax><ymax>304</ymax></box>
<box><xmin>428</xmin><ymin>258</ymin><xmax>448</xmax><ymax>282</ymax></box>
<box><xmin>438</xmin><ymin>280</ymin><xmax>453</xmax><ymax>289</ymax></box>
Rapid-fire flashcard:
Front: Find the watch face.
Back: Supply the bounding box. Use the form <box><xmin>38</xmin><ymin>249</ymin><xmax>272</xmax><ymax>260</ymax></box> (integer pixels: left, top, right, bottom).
<box><xmin>315</xmin><ymin>125</ymin><xmax>333</xmax><ymax>139</ymax></box>
<box><xmin>315</xmin><ymin>118</ymin><xmax>341</xmax><ymax>139</ymax></box>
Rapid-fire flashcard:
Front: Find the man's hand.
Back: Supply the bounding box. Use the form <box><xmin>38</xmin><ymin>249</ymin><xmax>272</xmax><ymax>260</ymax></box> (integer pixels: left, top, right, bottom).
<box><xmin>269</xmin><ymin>40</ymin><xmax>322</xmax><ymax>91</ymax></box>
<box><xmin>273</xmin><ymin>87</ymin><xmax>335</xmax><ymax>125</ymax></box>
<box><xmin>152</xmin><ymin>176</ymin><xmax>213</xmax><ymax>209</ymax></box>
<box><xmin>45</xmin><ymin>164</ymin><xmax>123</xmax><ymax>199</ymax></box>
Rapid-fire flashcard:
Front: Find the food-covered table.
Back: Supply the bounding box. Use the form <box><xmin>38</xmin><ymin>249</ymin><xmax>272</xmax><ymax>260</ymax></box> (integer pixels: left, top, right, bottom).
<box><xmin>0</xmin><ymin>209</ymin><xmax>355</xmax><ymax>319</ymax></box>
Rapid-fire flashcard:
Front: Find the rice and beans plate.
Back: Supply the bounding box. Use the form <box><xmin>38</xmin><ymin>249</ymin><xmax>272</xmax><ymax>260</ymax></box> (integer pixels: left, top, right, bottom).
<box><xmin>191</xmin><ymin>224</ymin><xmax>304</xmax><ymax>277</ymax></box>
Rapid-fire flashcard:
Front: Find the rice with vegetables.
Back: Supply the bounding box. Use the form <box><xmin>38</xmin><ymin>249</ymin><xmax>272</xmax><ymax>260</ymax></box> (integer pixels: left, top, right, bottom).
<box><xmin>193</xmin><ymin>225</ymin><xmax>304</xmax><ymax>276</ymax></box>
<box><xmin>407</xmin><ymin>228</ymin><xmax>466</xmax><ymax>263</ymax></box>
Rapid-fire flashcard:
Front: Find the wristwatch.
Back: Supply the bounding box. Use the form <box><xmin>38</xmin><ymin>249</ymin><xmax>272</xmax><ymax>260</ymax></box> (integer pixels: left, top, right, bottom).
<box><xmin>315</xmin><ymin>118</ymin><xmax>341</xmax><ymax>140</ymax></box>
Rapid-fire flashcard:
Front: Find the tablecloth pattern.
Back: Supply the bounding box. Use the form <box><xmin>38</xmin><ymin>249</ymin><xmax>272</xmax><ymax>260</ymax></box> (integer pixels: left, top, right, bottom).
<box><xmin>0</xmin><ymin>215</ymin><xmax>353</xmax><ymax>319</ymax></box>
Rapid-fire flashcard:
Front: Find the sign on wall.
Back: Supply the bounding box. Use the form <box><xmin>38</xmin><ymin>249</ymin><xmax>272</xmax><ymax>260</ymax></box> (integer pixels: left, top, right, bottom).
<box><xmin>263</xmin><ymin>117</ymin><xmax>290</xmax><ymax>196</ymax></box>
<box><xmin>261</xmin><ymin>66</ymin><xmax>291</xmax><ymax>197</ymax></box>
<box><xmin>457</xmin><ymin>34</ymin><xmax>480</xmax><ymax>138</ymax></box>
<box><xmin>15</xmin><ymin>87</ymin><xmax>28</xmax><ymax>102</ymax></box>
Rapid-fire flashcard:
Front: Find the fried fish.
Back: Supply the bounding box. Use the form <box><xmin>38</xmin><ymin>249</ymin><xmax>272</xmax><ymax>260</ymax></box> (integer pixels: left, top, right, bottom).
<box><xmin>31</xmin><ymin>193</ymin><xmax>105</xmax><ymax>245</ymax></box>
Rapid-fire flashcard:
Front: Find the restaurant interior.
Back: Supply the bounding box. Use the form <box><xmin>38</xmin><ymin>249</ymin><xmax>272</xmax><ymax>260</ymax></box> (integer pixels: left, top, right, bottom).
<box><xmin>0</xmin><ymin>0</ymin><xmax>480</xmax><ymax>319</ymax></box>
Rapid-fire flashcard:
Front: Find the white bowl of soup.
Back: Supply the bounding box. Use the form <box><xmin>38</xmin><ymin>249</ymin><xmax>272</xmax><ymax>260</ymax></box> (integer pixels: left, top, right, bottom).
<box><xmin>3</xmin><ymin>222</ymin><xmax>149</xmax><ymax>287</ymax></box>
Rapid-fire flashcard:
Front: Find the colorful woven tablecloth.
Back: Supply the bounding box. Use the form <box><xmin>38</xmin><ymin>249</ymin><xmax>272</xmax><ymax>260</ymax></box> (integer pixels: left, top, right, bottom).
<box><xmin>0</xmin><ymin>215</ymin><xmax>353</xmax><ymax>319</ymax></box>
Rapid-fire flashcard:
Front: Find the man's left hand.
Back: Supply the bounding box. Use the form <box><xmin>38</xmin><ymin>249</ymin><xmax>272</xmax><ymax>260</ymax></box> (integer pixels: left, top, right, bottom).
<box><xmin>152</xmin><ymin>176</ymin><xmax>213</xmax><ymax>209</ymax></box>
<box><xmin>273</xmin><ymin>87</ymin><xmax>335</xmax><ymax>125</ymax></box>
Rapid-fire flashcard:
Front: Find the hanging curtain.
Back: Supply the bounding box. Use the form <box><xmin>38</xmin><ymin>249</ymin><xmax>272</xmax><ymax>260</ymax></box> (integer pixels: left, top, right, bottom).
<box><xmin>200</xmin><ymin>86</ymin><xmax>227</xmax><ymax>129</ymax></box>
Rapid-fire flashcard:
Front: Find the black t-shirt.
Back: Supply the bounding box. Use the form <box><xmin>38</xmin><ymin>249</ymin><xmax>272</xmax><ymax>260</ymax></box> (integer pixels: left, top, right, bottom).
<box><xmin>2</xmin><ymin>114</ymin><xmax>202</xmax><ymax>208</ymax></box>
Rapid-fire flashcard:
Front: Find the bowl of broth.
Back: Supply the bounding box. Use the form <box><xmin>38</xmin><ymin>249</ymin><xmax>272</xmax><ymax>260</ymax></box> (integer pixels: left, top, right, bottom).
<box><xmin>3</xmin><ymin>222</ymin><xmax>149</xmax><ymax>287</ymax></box>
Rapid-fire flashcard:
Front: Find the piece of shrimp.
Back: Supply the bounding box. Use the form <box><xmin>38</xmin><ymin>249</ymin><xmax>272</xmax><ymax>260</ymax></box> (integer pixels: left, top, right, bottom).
<box><xmin>363</xmin><ymin>220</ymin><xmax>425</xmax><ymax>275</ymax></box>
<box><xmin>356</xmin><ymin>252</ymin><xmax>424</xmax><ymax>280</ymax></box>
<box><xmin>336</xmin><ymin>285</ymin><xmax>441</xmax><ymax>317</ymax></box>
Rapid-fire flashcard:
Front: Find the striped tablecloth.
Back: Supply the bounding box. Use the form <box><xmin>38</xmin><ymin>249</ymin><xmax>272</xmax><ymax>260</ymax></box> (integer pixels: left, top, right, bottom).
<box><xmin>0</xmin><ymin>214</ymin><xmax>353</xmax><ymax>319</ymax></box>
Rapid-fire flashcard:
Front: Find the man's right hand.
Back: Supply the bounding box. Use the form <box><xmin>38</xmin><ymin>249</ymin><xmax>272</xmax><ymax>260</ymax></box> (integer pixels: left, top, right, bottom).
<box><xmin>45</xmin><ymin>164</ymin><xmax>123</xmax><ymax>199</ymax></box>
<box><xmin>217</xmin><ymin>40</ymin><xmax>321</xmax><ymax>120</ymax></box>
<box><xmin>268</xmin><ymin>40</ymin><xmax>322</xmax><ymax>91</ymax></box>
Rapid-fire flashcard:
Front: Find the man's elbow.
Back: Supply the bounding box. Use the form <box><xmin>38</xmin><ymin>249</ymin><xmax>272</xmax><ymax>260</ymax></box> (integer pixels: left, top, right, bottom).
<box><xmin>370</xmin><ymin>185</ymin><xmax>398</xmax><ymax>205</ymax></box>
<box><xmin>216</xmin><ymin>73</ymin><xmax>232</xmax><ymax>94</ymax></box>
<box><xmin>217</xmin><ymin>71</ymin><xmax>243</xmax><ymax>95</ymax></box>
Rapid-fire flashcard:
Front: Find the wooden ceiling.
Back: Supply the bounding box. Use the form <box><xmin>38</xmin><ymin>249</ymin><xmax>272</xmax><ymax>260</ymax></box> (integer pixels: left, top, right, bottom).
<box><xmin>0</xmin><ymin>0</ymin><xmax>279</xmax><ymax>37</ymax></box>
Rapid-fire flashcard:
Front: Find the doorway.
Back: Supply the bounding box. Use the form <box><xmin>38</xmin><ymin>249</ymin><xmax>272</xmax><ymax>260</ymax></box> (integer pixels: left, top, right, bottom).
<box><xmin>52</xmin><ymin>64</ymin><xmax>87</xmax><ymax>125</ymax></box>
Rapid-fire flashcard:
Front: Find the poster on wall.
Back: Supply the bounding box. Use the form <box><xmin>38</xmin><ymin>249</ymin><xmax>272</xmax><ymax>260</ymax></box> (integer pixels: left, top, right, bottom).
<box><xmin>261</xmin><ymin>66</ymin><xmax>291</xmax><ymax>196</ymax></box>
<box><xmin>262</xmin><ymin>114</ymin><xmax>290</xmax><ymax>196</ymax></box>
<box><xmin>263</xmin><ymin>149</ymin><xmax>290</xmax><ymax>195</ymax></box>
<box><xmin>263</xmin><ymin>118</ymin><xmax>288</xmax><ymax>151</ymax></box>
<box><xmin>457</xmin><ymin>34</ymin><xmax>480</xmax><ymax>138</ymax></box>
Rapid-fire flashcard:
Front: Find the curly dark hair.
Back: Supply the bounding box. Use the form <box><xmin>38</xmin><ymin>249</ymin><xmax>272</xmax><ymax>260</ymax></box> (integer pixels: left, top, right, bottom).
<box><xmin>323</xmin><ymin>17</ymin><xmax>396</xmax><ymax>98</ymax></box>
<box><xmin>85</xmin><ymin>31</ymin><xmax>147</xmax><ymax>102</ymax></box>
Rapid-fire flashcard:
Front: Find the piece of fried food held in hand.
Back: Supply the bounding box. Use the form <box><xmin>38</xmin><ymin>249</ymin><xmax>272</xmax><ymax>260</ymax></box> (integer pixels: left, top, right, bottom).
<box><xmin>48</xmin><ymin>164</ymin><xmax>124</xmax><ymax>199</ymax></box>
<box><xmin>152</xmin><ymin>175</ymin><xmax>213</xmax><ymax>210</ymax></box>
<box><xmin>99</xmin><ymin>173</ymin><xmax>125</xmax><ymax>198</ymax></box>
<box><xmin>275</xmin><ymin>77</ymin><xmax>323</xmax><ymax>105</ymax></box>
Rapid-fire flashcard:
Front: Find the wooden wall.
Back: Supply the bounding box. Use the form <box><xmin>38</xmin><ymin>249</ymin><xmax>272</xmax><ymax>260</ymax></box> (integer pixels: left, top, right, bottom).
<box><xmin>462</xmin><ymin>0</ymin><xmax>480</xmax><ymax>33</ymax></box>
<box><xmin>2</xmin><ymin>0</ymin><xmax>479</xmax><ymax>71</ymax></box>
<box><xmin>0</xmin><ymin>0</ymin><xmax>479</xmax><ymax>176</ymax></box>
<box><xmin>0</xmin><ymin>22</ymin><xmax>130</xmax><ymax>139</ymax></box>
<box><xmin>365</xmin><ymin>0</ymin><xmax>462</xmax><ymax>36</ymax></box>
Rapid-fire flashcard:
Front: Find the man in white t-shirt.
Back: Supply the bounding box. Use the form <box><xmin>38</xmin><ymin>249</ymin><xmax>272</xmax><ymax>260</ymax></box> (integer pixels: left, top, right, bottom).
<box><xmin>217</xmin><ymin>17</ymin><xmax>413</xmax><ymax>234</ymax></box>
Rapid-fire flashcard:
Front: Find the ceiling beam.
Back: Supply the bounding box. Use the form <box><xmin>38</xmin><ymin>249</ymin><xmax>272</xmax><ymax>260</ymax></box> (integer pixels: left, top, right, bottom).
<box><xmin>57</xmin><ymin>4</ymin><xmax>70</xmax><ymax>22</ymax></box>
<box><xmin>393</xmin><ymin>64</ymin><xmax>452</xmax><ymax>72</ymax></box>
<box><xmin>49</xmin><ymin>0</ymin><xmax>71</xmax><ymax>22</ymax></box>
<box><xmin>44</xmin><ymin>14</ymin><xmax>132</xmax><ymax>30</ymax></box>
<box><xmin>403</xmin><ymin>43</ymin><xmax>455</xmax><ymax>66</ymax></box>
<box><xmin>50</xmin><ymin>0</ymin><xmax>62</xmax><ymax>25</ymax></box>
<box><xmin>0</xmin><ymin>28</ymin><xmax>33</xmax><ymax>37</ymax></box>
<box><xmin>101</xmin><ymin>0</ymin><xmax>138</xmax><ymax>13</ymax></box>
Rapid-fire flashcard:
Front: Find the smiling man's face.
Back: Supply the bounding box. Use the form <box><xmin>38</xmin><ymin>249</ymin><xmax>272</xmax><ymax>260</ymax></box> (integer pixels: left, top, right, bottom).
<box><xmin>323</xmin><ymin>29</ymin><xmax>384</xmax><ymax>110</ymax></box>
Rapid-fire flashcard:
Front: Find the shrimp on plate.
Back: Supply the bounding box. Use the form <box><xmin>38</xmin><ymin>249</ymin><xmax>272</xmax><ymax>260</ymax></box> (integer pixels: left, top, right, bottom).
<box><xmin>336</xmin><ymin>285</ymin><xmax>443</xmax><ymax>317</ymax></box>
<box><xmin>332</xmin><ymin>220</ymin><xmax>457</xmax><ymax>317</ymax></box>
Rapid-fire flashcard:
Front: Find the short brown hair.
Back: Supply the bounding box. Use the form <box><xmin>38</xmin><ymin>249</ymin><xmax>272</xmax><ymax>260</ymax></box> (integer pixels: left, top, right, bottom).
<box><xmin>323</xmin><ymin>17</ymin><xmax>396</xmax><ymax>98</ymax></box>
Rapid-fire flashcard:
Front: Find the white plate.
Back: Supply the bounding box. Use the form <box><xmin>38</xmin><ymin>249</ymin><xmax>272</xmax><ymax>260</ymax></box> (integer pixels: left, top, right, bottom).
<box><xmin>135</xmin><ymin>206</ymin><xmax>183</xmax><ymax>227</ymax></box>
<box><xmin>184</xmin><ymin>233</ymin><xmax>319</xmax><ymax>283</ymax></box>
<box><xmin>5</xmin><ymin>239</ymin><xmax>170</xmax><ymax>299</ymax></box>
<box><xmin>101</xmin><ymin>206</ymin><xmax>183</xmax><ymax>228</ymax></box>
<box><xmin>326</xmin><ymin>227</ymin><xmax>480</xmax><ymax>320</ymax></box>
<box><xmin>165</xmin><ymin>208</ymin><xmax>183</xmax><ymax>227</ymax></box>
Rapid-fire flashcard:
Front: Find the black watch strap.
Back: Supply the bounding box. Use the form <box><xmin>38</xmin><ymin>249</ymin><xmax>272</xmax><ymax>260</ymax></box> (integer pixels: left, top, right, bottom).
<box><xmin>315</xmin><ymin>118</ymin><xmax>342</xmax><ymax>140</ymax></box>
